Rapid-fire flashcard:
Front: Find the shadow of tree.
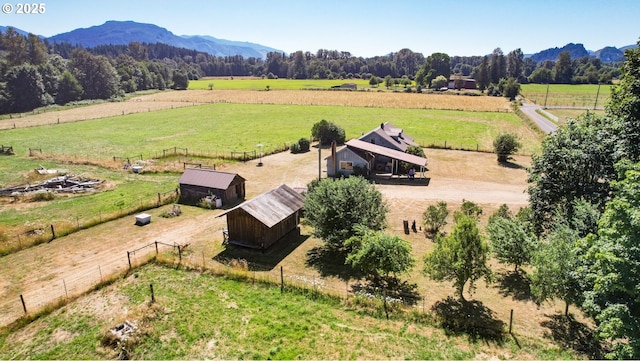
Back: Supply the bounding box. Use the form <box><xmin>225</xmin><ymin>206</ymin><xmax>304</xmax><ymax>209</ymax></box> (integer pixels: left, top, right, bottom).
<box><xmin>305</xmin><ymin>245</ymin><xmax>364</xmax><ymax>281</ymax></box>
<box><xmin>540</xmin><ymin>313</ymin><xmax>604</xmax><ymax>359</ymax></box>
<box><xmin>431</xmin><ymin>297</ymin><xmax>505</xmax><ymax>343</ymax></box>
<box><xmin>214</xmin><ymin>230</ymin><xmax>309</xmax><ymax>271</ymax></box>
<box><xmin>494</xmin><ymin>270</ymin><xmax>536</xmax><ymax>302</ymax></box>
<box><xmin>497</xmin><ymin>161</ymin><xmax>527</xmax><ymax>170</ymax></box>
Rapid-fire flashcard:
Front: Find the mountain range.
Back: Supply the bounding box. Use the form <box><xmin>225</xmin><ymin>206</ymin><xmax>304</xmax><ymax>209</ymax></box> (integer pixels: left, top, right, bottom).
<box><xmin>0</xmin><ymin>20</ymin><xmax>637</xmax><ymax>62</ymax></box>
<box><xmin>1</xmin><ymin>21</ymin><xmax>283</xmax><ymax>59</ymax></box>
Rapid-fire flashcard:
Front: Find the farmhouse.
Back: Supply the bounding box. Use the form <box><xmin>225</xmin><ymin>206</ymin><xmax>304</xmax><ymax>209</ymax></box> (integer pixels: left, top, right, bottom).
<box><xmin>218</xmin><ymin>184</ymin><xmax>305</xmax><ymax>249</ymax></box>
<box><xmin>326</xmin><ymin>122</ymin><xmax>428</xmax><ymax>177</ymax></box>
<box><xmin>178</xmin><ymin>168</ymin><xmax>245</xmax><ymax>206</ymax></box>
<box><xmin>358</xmin><ymin>122</ymin><xmax>417</xmax><ymax>152</ymax></box>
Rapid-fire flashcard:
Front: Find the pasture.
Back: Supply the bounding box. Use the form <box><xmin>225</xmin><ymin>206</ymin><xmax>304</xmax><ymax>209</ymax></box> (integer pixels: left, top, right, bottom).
<box><xmin>520</xmin><ymin>83</ymin><xmax>613</xmax><ymax>108</ymax></box>
<box><xmin>0</xmin><ymin>103</ymin><xmax>538</xmax><ymax>161</ymax></box>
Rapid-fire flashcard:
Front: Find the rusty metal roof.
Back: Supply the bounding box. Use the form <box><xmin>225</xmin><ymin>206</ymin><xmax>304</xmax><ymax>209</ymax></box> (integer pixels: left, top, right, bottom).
<box><xmin>178</xmin><ymin>168</ymin><xmax>244</xmax><ymax>189</ymax></box>
<box><xmin>218</xmin><ymin>184</ymin><xmax>305</xmax><ymax>228</ymax></box>
<box><xmin>346</xmin><ymin>139</ymin><xmax>428</xmax><ymax>167</ymax></box>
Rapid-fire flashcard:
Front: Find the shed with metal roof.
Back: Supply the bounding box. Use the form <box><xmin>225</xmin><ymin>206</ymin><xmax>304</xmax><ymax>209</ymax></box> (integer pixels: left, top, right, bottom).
<box><xmin>218</xmin><ymin>184</ymin><xmax>305</xmax><ymax>249</ymax></box>
<box><xmin>178</xmin><ymin>168</ymin><xmax>245</xmax><ymax>206</ymax></box>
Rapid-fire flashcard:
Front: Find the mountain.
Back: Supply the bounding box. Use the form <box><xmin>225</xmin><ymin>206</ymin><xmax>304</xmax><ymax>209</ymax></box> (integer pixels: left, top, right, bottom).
<box><xmin>46</xmin><ymin>20</ymin><xmax>283</xmax><ymax>59</ymax></box>
<box><xmin>0</xmin><ymin>25</ymin><xmax>38</xmax><ymax>37</ymax></box>
<box><xmin>529</xmin><ymin>43</ymin><xmax>589</xmax><ymax>63</ymax></box>
<box><xmin>593</xmin><ymin>46</ymin><xmax>625</xmax><ymax>62</ymax></box>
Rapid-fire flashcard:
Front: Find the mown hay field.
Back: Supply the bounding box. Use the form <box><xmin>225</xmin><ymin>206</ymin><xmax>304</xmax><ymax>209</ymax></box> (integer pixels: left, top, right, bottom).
<box><xmin>0</xmin><ymin>89</ymin><xmax>512</xmax><ymax>130</ymax></box>
<box><xmin>189</xmin><ymin>77</ymin><xmax>375</xmax><ymax>90</ymax></box>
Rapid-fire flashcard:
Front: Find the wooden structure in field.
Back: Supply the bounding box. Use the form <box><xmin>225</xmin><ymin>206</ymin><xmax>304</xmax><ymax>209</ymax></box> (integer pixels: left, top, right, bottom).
<box><xmin>218</xmin><ymin>184</ymin><xmax>305</xmax><ymax>249</ymax></box>
<box><xmin>178</xmin><ymin>168</ymin><xmax>245</xmax><ymax>206</ymax></box>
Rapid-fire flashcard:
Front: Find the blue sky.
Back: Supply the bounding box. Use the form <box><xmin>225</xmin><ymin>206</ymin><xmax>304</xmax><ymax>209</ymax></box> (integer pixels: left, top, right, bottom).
<box><xmin>1</xmin><ymin>0</ymin><xmax>638</xmax><ymax>57</ymax></box>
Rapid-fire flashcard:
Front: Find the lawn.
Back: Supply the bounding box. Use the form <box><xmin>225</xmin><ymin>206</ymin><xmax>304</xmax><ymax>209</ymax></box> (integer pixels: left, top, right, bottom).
<box><xmin>0</xmin><ymin>262</ymin><xmax>582</xmax><ymax>360</ymax></box>
<box><xmin>520</xmin><ymin>83</ymin><xmax>612</xmax><ymax>108</ymax></box>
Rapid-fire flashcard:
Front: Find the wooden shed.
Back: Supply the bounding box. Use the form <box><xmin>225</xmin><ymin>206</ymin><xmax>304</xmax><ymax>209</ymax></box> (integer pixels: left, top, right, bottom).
<box><xmin>218</xmin><ymin>184</ymin><xmax>305</xmax><ymax>249</ymax></box>
<box><xmin>178</xmin><ymin>168</ymin><xmax>245</xmax><ymax>206</ymax></box>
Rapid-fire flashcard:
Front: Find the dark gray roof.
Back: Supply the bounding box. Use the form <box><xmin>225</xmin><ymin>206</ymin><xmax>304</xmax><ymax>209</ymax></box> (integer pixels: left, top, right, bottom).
<box><xmin>178</xmin><ymin>168</ymin><xmax>244</xmax><ymax>189</ymax></box>
<box><xmin>218</xmin><ymin>184</ymin><xmax>305</xmax><ymax>228</ymax></box>
<box><xmin>346</xmin><ymin>139</ymin><xmax>428</xmax><ymax>167</ymax></box>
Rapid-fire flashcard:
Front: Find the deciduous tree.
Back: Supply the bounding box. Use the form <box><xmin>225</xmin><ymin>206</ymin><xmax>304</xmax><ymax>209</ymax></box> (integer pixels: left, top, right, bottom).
<box><xmin>527</xmin><ymin>112</ymin><xmax>617</xmax><ymax>233</ymax></box>
<box><xmin>304</xmin><ymin>177</ymin><xmax>388</xmax><ymax>251</ymax></box>
<box><xmin>345</xmin><ymin>228</ymin><xmax>414</xmax><ymax>285</ymax></box>
<box><xmin>70</xmin><ymin>49</ymin><xmax>120</xmax><ymax>99</ymax></box>
<box><xmin>580</xmin><ymin>160</ymin><xmax>640</xmax><ymax>359</ymax></box>
<box><xmin>423</xmin><ymin>211</ymin><xmax>491</xmax><ymax>301</ymax></box>
<box><xmin>422</xmin><ymin>201</ymin><xmax>449</xmax><ymax>236</ymax></box>
<box><xmin>486</xmin><ymin>206</ymin><xmax>537</xmax><ymax>272</ymax></box>
<box><xmin>311</xmin><ymin>119</ymin><xmax>346</xmax><ymax>146</ymax></box>
<box><xmin>493</xmin><ymin>133</ymin><xmax>521</xmax><ymax>163</ymax></box>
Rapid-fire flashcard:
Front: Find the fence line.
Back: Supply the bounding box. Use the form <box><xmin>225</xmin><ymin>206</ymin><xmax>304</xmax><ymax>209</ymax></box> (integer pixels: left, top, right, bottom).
<box><xmin>1</xmin><ymin>241</ymin><xmax>514</xmax><ymax>340</ymax></box>
<box><xmin>0</xmin><ymin>189</ymin><xmax>179</xmax><ymax>257</ymax></box>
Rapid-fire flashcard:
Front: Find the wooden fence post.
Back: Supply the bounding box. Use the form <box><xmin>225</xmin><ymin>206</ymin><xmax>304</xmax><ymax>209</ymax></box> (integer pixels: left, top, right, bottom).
<box><xmin>150</xmin><ymin>283</ymin><xmax>155</xmax><ymax>303</ymax></box>
<box><xmin>63</xmin><ymin>279</ymin><xmax>68</xmax><ymax>299</ymax></box>
<box><xmin>280</xmin><ymin>266</ymin><xmax>284</xmax><ymax>293</ymax></box>
<box><xmin>20</xmin><ymin>294</ymin><xmax>27</xmax><ymax>314</ymax></box>
<box><xmin>509</xmin><ymin>309</ymin><xmax>514</xmax><ymax>333</ymax></box>
<box><xmin>127</xmin><ymin>251</ymin><xmax>132</xmax><ymax>269</ymax></box>
<box><xmin>50</xmin><ymin>224</ymin><xmax>56</xmax><ymax>241</ymax></box>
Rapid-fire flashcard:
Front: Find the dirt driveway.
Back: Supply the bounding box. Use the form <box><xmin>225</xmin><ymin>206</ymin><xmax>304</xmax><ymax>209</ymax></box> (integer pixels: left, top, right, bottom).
<box><xmin>0</xmin><ymin>147</ymin><xmax>531</xmax><ymax>326</ymax></box>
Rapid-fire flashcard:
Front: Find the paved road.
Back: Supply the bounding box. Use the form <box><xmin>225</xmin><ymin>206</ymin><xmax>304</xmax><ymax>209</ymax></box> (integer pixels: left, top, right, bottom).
<box><xmin>520</xmin><ymin>100</ymin><xmax>558</xmax><ymax>134</ymax></box>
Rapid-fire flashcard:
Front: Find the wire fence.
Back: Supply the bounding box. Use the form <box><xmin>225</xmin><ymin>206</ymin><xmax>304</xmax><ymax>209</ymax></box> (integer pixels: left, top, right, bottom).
<box><xmin>0</xmin><ymin>189</ymin><xmax>179</xmax><ymax>257</ymax></box>
<box><xmin>1</xmin><ymin>238</ymin><xmax>517</xmax><ymax>341</ymax></box>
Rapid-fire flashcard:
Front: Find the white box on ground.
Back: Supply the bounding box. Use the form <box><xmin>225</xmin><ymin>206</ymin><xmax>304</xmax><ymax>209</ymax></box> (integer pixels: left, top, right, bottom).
<box><xmin>135</xmin><ymin>213</ymin><xmax>151</xmax><ymax>225</ymax></box>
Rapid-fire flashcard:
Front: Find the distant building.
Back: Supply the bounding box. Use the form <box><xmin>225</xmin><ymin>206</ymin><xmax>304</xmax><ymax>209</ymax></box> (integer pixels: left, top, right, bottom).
<box><xmin>448</xmin><ymin>77</ymin><xmax>477</xmax><ymax>90</ymax></box>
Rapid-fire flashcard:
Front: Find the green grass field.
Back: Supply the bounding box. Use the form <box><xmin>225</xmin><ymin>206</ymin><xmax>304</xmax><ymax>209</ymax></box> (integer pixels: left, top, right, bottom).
<box><xmin>520</xmin><ymin>83</ymin><xmax>613</xmax><ymax>108</ymax></box>
<box><xmin>0</xmin><ymin>103</ymin><xmax>538</xmax><ymax>162</ymax></box>
<box><xmin>189</xmin><ymin>77</ymin><xmax>375</xmax><ymax>91</ymax></box>
<box><xmin>0</xmin><ymin>262</ymin><xmax>580</xmax><ymax>360</ymax></box>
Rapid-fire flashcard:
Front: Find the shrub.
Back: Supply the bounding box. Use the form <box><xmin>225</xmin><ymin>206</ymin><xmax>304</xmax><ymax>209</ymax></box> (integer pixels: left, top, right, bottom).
<box><xmin>493</xmin><ymin>133</ymin><xmax>521</xmax><ymax>163</ymax></box>
<box><xmin>290</xmin><ymin>143</ymin><xmax>301</xmax><ymax>154</ymax></box>
<box><xmin>297</xmin><ymin>138</ymin><xmax>310</xmax><ymax>152</ymax></box>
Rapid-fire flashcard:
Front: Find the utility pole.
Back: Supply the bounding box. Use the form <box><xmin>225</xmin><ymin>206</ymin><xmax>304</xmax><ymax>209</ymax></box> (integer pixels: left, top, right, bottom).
<box><xmin>317</xmin><ymin>139</ymin><xmax>322</xmax><ymax>180</ymax></box>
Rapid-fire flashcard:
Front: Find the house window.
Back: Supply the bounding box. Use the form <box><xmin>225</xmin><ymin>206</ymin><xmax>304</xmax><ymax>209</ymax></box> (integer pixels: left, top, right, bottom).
<box><xmin>339</xmin><ymin>161</ymin><xmax>353</xmax><ymax>170</ymax></box>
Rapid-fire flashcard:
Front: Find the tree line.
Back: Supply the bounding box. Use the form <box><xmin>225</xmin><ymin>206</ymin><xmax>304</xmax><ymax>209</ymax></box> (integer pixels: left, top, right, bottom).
<box><xmin>0</xmin><ymin>26</ymin><xmax>623</xmax><ymax>114</ymax></box>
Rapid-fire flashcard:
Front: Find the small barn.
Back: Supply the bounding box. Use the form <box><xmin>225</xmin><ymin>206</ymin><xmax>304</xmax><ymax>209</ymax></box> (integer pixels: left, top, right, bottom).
<box><xmin>218</xmin><ymin>184</ymin><xmax>305</xmax><ymax>249</ymax></box>
<box><xmin>178</xmin><ymin>168</ymin><xmax>245</xmax><ymax>206</ymax></box>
